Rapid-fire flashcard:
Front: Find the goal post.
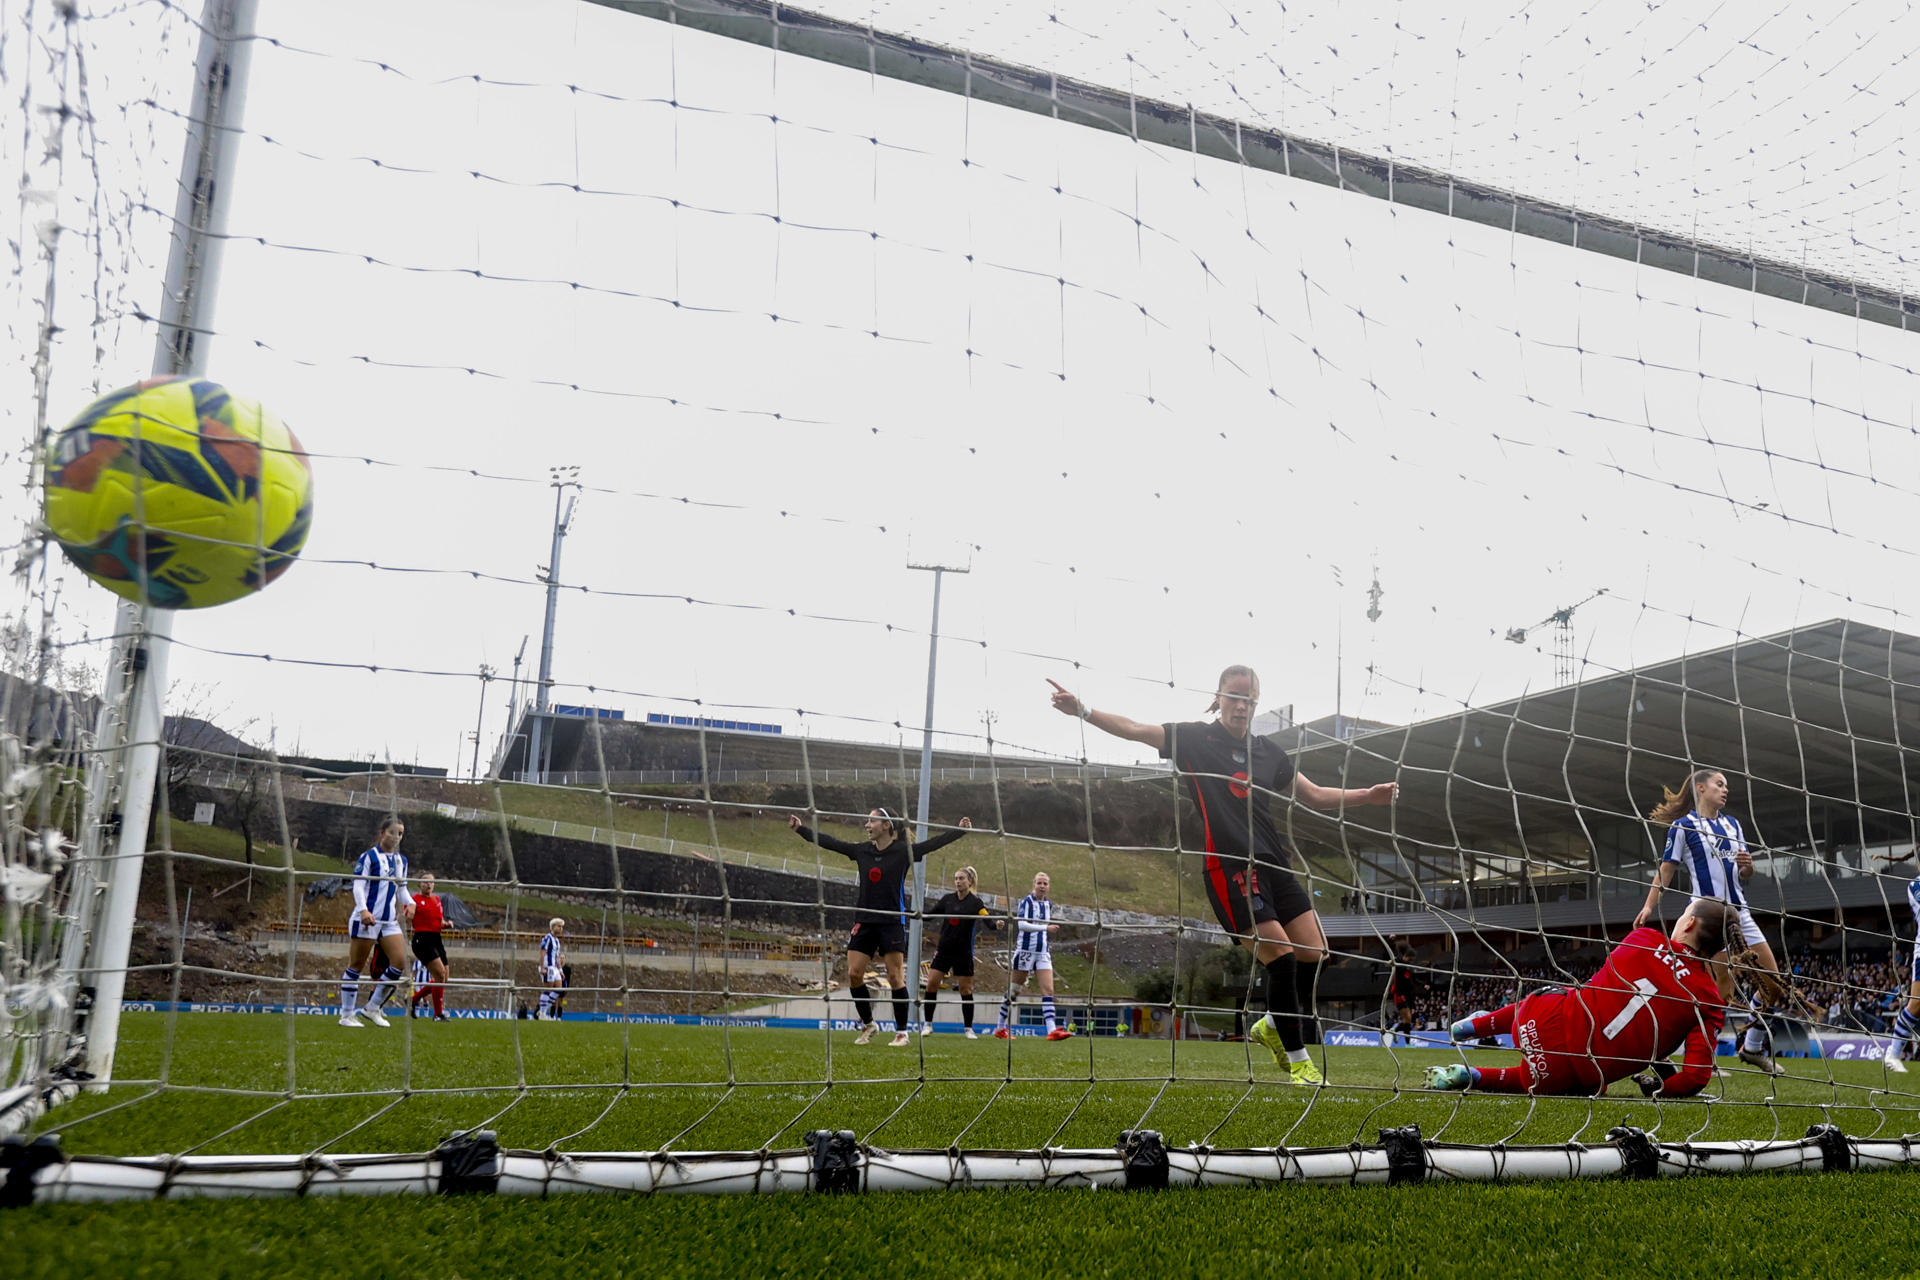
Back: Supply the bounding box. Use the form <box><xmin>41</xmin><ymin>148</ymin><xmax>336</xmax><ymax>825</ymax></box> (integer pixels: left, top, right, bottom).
<box><xmin>78</xmin><ymin>0</ymin><xmax>258</xmax><ymax>1092</ymax></box>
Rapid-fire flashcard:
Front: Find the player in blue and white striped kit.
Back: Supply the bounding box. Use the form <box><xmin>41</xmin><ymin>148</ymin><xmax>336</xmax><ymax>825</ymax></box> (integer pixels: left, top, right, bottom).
<box><xmin>1634</xmin><ymin>768</ymin><xmax>1791</xmax><ymax>1074</ymax></box>
<box><xmin>536</xmin><ymin>919</ymin><xmax>566</xmax><ymax>1019</ymax></box>
<box><xmin>1871</xmin><ymin>854</ymin><xmax>1920</xmax><ymax>1071</ymax></box>
<box><xmin>340</xmin><ymin>816</ymin><xmax>414</xmax><ymax>1028</ymax></box>
<box><xmin>994</xmin><ymin>873</ymin><xmax>1072</xmax><ymax>1041</ymax></box>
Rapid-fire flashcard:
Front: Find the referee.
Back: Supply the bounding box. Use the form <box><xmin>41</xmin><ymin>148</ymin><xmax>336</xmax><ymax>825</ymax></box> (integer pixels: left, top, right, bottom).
<box><xmin>408</xmin><ymin>871</ymin><xmax>451</xmax><ymax>1021</ymax></box>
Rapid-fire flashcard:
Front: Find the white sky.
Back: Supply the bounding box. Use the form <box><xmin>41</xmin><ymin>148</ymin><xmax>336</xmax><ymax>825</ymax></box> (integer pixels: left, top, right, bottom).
<box><xmin>5</xmin><ymin>0</ymin><xmax>1920</xmax><ymax>776</ymax></box>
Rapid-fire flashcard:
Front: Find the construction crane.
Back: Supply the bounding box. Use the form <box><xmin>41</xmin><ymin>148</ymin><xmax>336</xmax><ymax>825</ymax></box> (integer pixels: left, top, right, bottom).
<box><xmin>1505</xmin><ymin>588</ymin><xmax>1609</xmax><ymax>684</ymax></box>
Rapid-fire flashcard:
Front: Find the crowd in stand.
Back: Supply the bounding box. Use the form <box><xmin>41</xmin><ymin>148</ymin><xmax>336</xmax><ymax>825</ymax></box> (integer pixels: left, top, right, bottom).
<box><xmin>1788</xmin><ymin>950</ymin><xmax>1912</xmax><ymax>1033</ymax></box>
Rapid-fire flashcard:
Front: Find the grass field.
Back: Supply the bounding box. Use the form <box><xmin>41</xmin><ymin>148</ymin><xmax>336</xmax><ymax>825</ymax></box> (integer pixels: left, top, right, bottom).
<box><xmin>10</xmin><ymin>1014</ymin><xmax>1920</xmax><ymax>1277</ymax></box>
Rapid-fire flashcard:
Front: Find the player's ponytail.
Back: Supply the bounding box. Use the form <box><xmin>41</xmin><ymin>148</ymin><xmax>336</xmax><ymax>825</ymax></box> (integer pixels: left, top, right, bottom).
<box><xmin>1649</xmin><ymin>768</ymin><xmax>1720</xmax><ymax>825</ymax></box>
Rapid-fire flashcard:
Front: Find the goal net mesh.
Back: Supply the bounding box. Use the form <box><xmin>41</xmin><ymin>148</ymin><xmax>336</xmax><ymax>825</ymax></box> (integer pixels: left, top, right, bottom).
<box><xmin>4</xmin><ymin>0</ymin><xmax>1920</xmax><ymax>1199</ymax></box>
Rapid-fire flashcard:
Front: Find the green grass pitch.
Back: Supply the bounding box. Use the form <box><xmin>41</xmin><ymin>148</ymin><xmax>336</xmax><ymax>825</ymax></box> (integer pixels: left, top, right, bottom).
<box><xmin>9</xmin><ymin>1014</ymin><xmax>1920</xmax><ymax>1278</ymax></box>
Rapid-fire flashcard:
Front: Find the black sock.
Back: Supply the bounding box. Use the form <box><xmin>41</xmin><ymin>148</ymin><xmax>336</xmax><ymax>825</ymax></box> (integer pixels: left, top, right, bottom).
<box><xmin>1293</xmin><ymin>958</ymin><xmax>1322</xmax><ymax>1045</ymax></box>
<box><xmin>923</xmin><ymin>992</ymin><xmax>937</xmax><ymax>1023</ymax></box>
<box><xmin>1264</xmin><ymin>954</ymin><xmax>1304</xmax><ymax>1052</ymax></box>
<box><xmin>853</xmin><ymin>990</ymin><xmax>873</xmax><ymax>1025</ymax></box>
<box><xmin>962</xmin><ymin>996</ymin><xmax>974</xmax><ymax>1029</ymax></box>
<box><xmin>891</xmin><ymin>987</ymin><xmax>911</xmax><ymax>1032</ymax></box>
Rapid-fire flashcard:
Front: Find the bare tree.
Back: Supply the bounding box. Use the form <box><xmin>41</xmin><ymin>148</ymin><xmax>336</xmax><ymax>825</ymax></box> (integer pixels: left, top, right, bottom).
<box><xmin>159</xmin><ymin>681</ymin><xmax>260</xmax><ymax>835</ymax></box>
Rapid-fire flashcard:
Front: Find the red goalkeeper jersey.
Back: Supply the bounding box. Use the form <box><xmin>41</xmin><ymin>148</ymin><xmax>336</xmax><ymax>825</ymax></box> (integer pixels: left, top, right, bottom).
<box><xmin>411</xmin><ymin>892</ymin><xmax>444</xmax><ymax>933</ymax></box>
<box><xmin>1573</xmin><ymin>926</ymin><xmax>1725</xmax><ymax>1096</ymax></box>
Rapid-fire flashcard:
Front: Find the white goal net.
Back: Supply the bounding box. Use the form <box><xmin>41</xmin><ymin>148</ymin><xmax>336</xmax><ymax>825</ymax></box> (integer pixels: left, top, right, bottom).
<box><xmin>4</xmin><ymin>0</ymin><xmax>1920</xmax><ymax>1201</ymax></box>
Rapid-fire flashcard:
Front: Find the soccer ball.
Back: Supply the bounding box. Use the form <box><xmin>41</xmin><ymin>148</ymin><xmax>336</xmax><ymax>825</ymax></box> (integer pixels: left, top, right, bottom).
<box><xmin>42</xmin><ymin>376</ymin><xmax>314</xmax><ymax>609</ymax></box>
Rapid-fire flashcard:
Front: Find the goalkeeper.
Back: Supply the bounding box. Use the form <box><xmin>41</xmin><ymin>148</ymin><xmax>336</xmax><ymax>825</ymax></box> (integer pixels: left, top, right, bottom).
<box><xmin>1426</xmin><ymin>901</ymin><xmax>1772</xmax><ymax>1098</ymax></box>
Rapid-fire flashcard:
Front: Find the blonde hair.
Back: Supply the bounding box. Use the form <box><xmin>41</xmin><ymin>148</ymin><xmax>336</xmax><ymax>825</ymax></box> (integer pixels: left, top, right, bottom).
<box><xmin>548</xmin><ymin>917</ymin><xmax>565</xmax><ymax>931</ymax></box>
<box><xmin>954</xmin><ymin>866</ymin><xmax>977</xmax><ymax>891</ymax></box>
<box><xmin>1205</xmin><ymin>664</ymin><xmax>1260</xmax><ymax>716</ymax></box>
<box><xmin>1649</xmin><ymin>768</ymin><xmax>1724</xmax><ymax>825</ymax></box>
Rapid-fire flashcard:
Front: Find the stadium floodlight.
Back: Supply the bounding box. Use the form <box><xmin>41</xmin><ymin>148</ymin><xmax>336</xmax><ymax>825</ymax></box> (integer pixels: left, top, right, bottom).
<box><xmin>524</xmin><ymin>469</ymin><xmax>579</xmax><ymax>785</ymax></box>
<box><xmin>905</xmin><ymin>543</ymin><xmax>971</xmax><ymax>1020</ymax></box>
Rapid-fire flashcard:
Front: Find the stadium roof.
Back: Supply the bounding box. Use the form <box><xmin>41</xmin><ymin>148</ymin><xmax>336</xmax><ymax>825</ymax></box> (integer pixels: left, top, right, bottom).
<box><xmin>1291</xmin><ymin>617</ymin><xmax>1920</xmax><ymax>860</ymax></box>
<box><xmin>1284</xmin><ymin>619</ymin><xmax>1920</xmax><ymax>938</ymax></box>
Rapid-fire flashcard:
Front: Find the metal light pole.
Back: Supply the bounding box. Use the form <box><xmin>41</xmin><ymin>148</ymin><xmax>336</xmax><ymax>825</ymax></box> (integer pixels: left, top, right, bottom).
<box><xmin>496</xmin><ymin>634</ymin><xmax>527</xmax><ymax>777</ymax></box>
<box><xmin>905</xmin><ymin>551</ymin><xmax>970</xmax><ymax>1026</ymax></box>
<box><xmin>524</xmin><ymin>470</ymin><xmax>577</xmax><ymax>783</ymax></box>
<box><xmin>77</xmin><ymin>0</ymin><xmax>259</xmax><ymax>1088</ymax></box>
<box><xmin>470</xmin><ymin>663</ymin><xmax>494</xmax><ymax>781</ymax></box>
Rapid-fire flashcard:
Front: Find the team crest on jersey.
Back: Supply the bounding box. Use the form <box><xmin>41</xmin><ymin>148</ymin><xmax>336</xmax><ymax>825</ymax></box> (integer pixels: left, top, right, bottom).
<box><xmin>867</xmin><ymin>867</ymin><xmax>882</xmax><ymax>882</ymax></box>
<box><xmin>1231</xmin><ymin>751</ymin><xmax>1247</xmax><ymax>764</ymax></box>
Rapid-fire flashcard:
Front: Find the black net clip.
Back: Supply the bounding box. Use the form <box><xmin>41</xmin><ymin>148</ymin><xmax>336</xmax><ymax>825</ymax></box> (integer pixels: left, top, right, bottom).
<box><xmin>1117</xmin><ymin>1129</ymin><xmax>1169</xmax><ymax>1190</ymax></box>
<box><xmin>1805</xmin><ymin>1124</ymin><xmax>1851</xmax><ymax>1173</ymax></box>
<box><xmin>808</xmin><ymin>1129</ymin><xmax>862</xmax><ymax>1193</ymax></box>
<box><xmin>0</xmin><ymin>1135</ymin><xmax>63</xmax><ymax>1210</ymax></box>
<box><xmin>1606</xmin><ymin>1125</ymin><xmax>1659</xmax><ymax>1180</ymax></box>
<box><xmin>435</xmin><ymin>1129</ymin><xmax>501</xmax><ymax>1195</ymax></box>
<box><xmin>1379</xmin><ymin>1124</ymin><xmax>1427</xmax><ymax>1185</ymax></box>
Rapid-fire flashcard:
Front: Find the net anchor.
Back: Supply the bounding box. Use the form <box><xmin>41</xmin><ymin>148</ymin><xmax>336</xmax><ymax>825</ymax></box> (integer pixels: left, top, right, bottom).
<box><xmin>1117</xmin><ymin>1129</ymin><xmax>1168</xmax><ymax>1190</ymax></box>
<box><xmin>807</xmin><ymin>1129</ymin><xmax>861</xmax><ymax>1193</ymax></box>
<box><xmin>436</xmin><ymin>1129</ymin><xmax>500</xmax><ymax>1195</ymax></box>
<box><xmin>1805</xmin><ymin>1124</ymin><xmax>1851</xmax><ymax>1172</ymax></box>
<box><xmin>1379</xmin><ymin>1124</ymin><xmax>1427</xmax><ymax>1185</ymax></box>
<box><xmin>0</xmin><ymin>1134</ymin><xmax>63</xmax><ymax>1209</ymax></box>
<box><xmin>1606</xmin><ymin>1125</ymin><xmax>1659</xmax><ymax>1179</ymax></box>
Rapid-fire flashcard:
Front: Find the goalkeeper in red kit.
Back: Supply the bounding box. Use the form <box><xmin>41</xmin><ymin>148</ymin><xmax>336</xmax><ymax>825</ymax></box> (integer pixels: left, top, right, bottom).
<box><xmin>1425</xmin><ymin>900</ymin><xmax>1738</xmax><ymax>1098</ymax></box>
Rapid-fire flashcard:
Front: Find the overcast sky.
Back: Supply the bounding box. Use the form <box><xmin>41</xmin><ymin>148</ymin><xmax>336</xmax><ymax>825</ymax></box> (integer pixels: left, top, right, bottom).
<box><xmin>6</xmin><ymin>0</ymin><xmax>1919</xmax><ymax>779</ymax></box>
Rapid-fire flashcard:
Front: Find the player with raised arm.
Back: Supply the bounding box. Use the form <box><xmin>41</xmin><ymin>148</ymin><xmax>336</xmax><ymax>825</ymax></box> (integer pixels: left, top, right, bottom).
<box><xmin>536</xmin><ymin>919</ymin><xmax>565</xmax><ymax>1019</ymax></box>
<box><xmin>993</xmin><ymin>872</ymin><xmax>1072</xmax><ymax>1041</ymax></box>
<box><xmin>1634</xmin><ymin>768</ymin><xmax>1792</xmax><ymax>1074</ymax></box>
<box><xmin>339</xmin><ymin>816</ymin><xmax>414</xmax><ymax>1027</ymax></box>
<box><xmin>1425</xmin><ymin>901</ymin><xmax>1738</xmax><ymax>1097</ymax></box>
<box><xmin>1049</xmin><ymin>667</ymin><xmax>1397</xmax><ymax>1084</ymax></box>
<box><xmin>406</xmin><ymin>870</ymin><xmax>451</xmax><ymax>1021</ymax></box>
<box><xmin>790</xmin><ymin>807</ymin><xmax>972</xmax><ymax>1046</ymax></box>
<box><xmin>920</xmin><ymin>865</ymin><xmax>998</xmax><ymax>1038</ymax></box>
<box><xmin>1871</xmin><ymin>851</ymin><xmax>1920</xmax><ymax>1072</ymax></box>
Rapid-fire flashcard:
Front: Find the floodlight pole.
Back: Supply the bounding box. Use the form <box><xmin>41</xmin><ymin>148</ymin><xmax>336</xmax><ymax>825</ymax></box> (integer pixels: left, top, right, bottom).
<box><xmin>79</xmin><ymin>0</ymin><xmax>259</xmax><ymax>1087</ymax></box>
<box><xmin>495</xmin><ymin>634</ymin><xmax>527</xmax><ymax>776</ymax></box>
<box><xmin>905</xmin><ymin>556</ymin><xmax>969</xmax><ymax>1026</ymax></box>
<box><xmin>524</xmin><ymin>471</ymin><xmax>577</xmax><ymax>784</ymax></box>
<box><xmin>470</xmin><ymin>664</ymin><xmax>494</xmax><ymax>781</ymax></box>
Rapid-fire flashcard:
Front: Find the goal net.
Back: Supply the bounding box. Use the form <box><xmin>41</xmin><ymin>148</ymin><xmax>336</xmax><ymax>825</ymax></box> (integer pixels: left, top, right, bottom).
<box><xmin>6</xmin><ymin>0</ymin><xmax>1920</xmax><ymax>1201</ymax></box>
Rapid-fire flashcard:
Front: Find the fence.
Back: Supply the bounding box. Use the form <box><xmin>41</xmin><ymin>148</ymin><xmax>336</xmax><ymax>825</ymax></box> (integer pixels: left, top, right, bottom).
<box><xmin>194</xmin><ymin>770</ymin><xmax>1217</xmax><ymax>937</ymax></box>
<box><xmin>546</xmin><ymin>764</ymin><xmax>1168</xmax><ymax>786</ymax></box>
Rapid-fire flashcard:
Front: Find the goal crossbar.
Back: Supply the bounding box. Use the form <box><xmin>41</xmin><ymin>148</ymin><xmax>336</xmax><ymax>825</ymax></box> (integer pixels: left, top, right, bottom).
<box><xmin>592</xmin><ymin>0</ymin><xmax>1920</xmax><ymax>331</ymax></box>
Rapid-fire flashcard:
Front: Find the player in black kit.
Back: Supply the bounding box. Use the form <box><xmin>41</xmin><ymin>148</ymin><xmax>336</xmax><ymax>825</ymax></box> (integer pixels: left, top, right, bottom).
<box><xmin>789</xmin><ymin>807</ymin><xmax>972</xmax><ymax>1046</ymax></box>
<box><xmin>919</xmin><ymin>865</ymin><xmax>998</xmax><ymax>1038</ymax></box>
<box><xmin>1048</xmin><ymin>665</ymin><xmax>1397</xmax><ymax>1085</ymax></box>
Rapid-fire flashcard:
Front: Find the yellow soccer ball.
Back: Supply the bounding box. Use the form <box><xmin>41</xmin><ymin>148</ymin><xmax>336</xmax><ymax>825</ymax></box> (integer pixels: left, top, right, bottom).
<box><xmin>42</xmin><ymin>377</ymin><xmax>314</xmax><ymax>609</ymax></box>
